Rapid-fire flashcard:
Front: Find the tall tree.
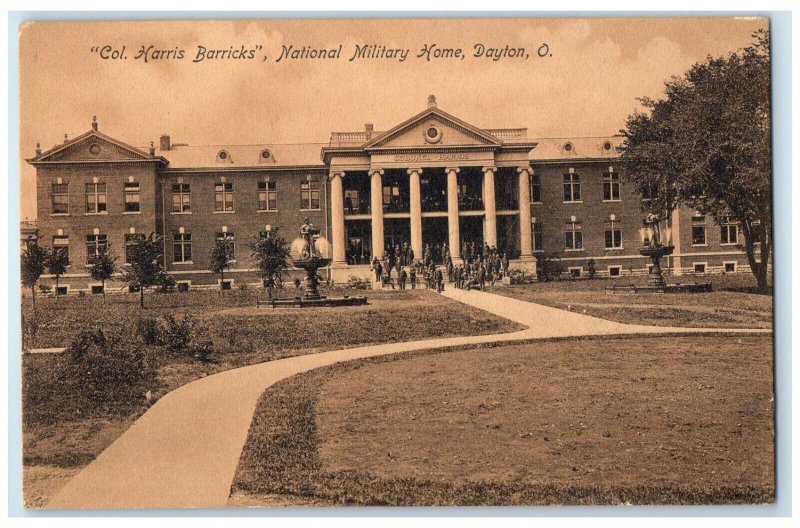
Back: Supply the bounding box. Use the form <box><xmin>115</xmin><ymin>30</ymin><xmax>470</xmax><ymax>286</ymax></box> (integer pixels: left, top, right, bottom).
<box><xmin>120</xmin><ymin>233</ymin><xmax>166</xmax><ymax>308</ymax></box>
<box><xmin>21</xmin><ymin>242</ymin><xmax>48</xmax><ymax>320</ymax></box>
<box><xmin>209</xmin><ymin>238</ymin><xmax>235</xmax><ymax>293</ymax></box>
<box><xmin>47</xmin><ymin>246</ymin><xmax>70</xmax><ymax>301</ymax></box>
<box><xmin>620</xmin><ymin>29</ymin><xmax>771</xmax><ymax>292</ymax></box>
<box><xmin>88</xmin><ymin>243</ymin><xmax>117</xmax><ymax>303</ymax></box>
<box><xmin>250</xmin><ymin>229</ymin><xmax>290</xmax><ymax>299</ymax></box>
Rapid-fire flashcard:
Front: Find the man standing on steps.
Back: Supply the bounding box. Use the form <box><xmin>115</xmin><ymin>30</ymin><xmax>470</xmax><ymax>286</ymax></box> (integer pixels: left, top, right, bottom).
<box><xmin>409</xmin><ymin>266</ymin><xmax>417</xmax><ymax>289</ymax></box>
<box><xmin>399</xmin><ymin>267</ymin><xmax>407</xmax><ymax>290</ymax></box>
<box><xmin>435</xmin><ymin>267</ymin><xmax>444</xmax><ymax>293</ymax></box>
<box><xmin>372</xmin><ymin>256</ymin><xmax>383</xmax><ymax>283</ymax></box>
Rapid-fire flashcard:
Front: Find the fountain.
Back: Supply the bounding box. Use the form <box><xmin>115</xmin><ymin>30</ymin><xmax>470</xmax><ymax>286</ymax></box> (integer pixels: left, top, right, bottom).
<box><xmin>269</xmin><ymin>218</ymin><xmax>368</xmax><ymax>307</ymax></box>
<box><xmin>607</xmin><ymin>212</ymin><xmax>711</xmax><ymax>295</ymax></box>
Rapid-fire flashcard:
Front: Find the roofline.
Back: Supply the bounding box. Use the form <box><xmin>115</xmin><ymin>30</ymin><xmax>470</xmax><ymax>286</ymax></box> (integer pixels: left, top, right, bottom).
<box><xmin>160</xmin><ymin>165</ymin><xmax>327</xmax><ymax>174</ymax></box>
<box><xmin>29</xmin><ymin>128</ymin><xmax>156</xmax><ymax>163</ymax></box>
<box><xmin>28</xmin><ymin>158</ymin><xmax>168</xmax><ymax>167</ymax></box>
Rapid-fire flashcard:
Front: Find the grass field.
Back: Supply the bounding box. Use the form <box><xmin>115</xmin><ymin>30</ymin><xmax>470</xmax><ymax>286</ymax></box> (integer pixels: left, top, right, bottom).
<box><xmin>22</xmin><ymin>287</ymin><xmax>522</xmax><ymax>507</ymax></box>
<box><xmin>232</xmin><ymin>334</ymin><xmax>774</xmax><ymax>506</ymax></box>
<box><xmin>486</xmin><ymin>274</ymin><xmax>772</xmax><ymax>329</ymax></box>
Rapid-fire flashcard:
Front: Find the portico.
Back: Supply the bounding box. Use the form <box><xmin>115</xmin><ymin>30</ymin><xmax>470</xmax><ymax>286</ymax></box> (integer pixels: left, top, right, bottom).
<box><xmin>323</xmin><ymin>96</ymin><xmax>537</xmax><ymax>279</ymax></box>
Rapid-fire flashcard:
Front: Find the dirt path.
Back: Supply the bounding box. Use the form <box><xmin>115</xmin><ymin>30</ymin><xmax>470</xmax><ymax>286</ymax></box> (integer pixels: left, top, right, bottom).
<box><xmin>46</xmin><ymin>289</ymin><xmax>771</xmax><ymax>509</ymax></box>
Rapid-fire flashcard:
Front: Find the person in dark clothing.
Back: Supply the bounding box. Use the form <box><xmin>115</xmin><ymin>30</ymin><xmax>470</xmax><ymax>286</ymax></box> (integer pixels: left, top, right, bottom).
<box><xmin>372</xmin><ymin>257</ymin><xmax>383</xmax><ymax>282</ymax></box>
<box><xmin>478</xmin><ymin>264</ymin><xmax>486</xmax><ymax>291</ymax></box>
<box><xmin>399</xmin><ymin>268</ymin><xmax>407</xmax><ymax>289</ymax></box>
<box><xmin>409</xmin><ymin>266</ymin><xmax>417</xmax><ymax>289</ymax></box>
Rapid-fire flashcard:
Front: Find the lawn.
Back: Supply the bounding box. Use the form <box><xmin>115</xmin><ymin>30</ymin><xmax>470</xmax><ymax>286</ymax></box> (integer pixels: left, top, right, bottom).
<box><xmin>22</xmin><ymin>286</ymin><xmax>522</xmax><ymax>507</ymax></box>
<box><xmin>232</xmin><ymin>334</ymin><xmax>774</xmax><ymax>506</ymax></box>
<box><xmin>486</xmin><ymin>274</ymin><xmax>772</xmax><ymax>329</ymax></box>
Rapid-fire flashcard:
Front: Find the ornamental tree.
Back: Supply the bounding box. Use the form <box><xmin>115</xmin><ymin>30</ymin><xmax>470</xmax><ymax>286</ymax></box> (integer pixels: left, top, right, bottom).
<box><xmin>249</xmin><ymin>229</ymin><xmax>290</xmax><ymax>299</ymax></box>
<box><xmin>47</xmin><ymin>246</ymin><xmax>70</xmax><ymax>301</ymax></box>
<box><xmin>620</xmin><ymin>29</ymin><xmax>771</xmax><ymax>292</ymax></box>
<box><xmin>21</xmin><ymin>242</ymin><xmax>48</xmax><ymax>320</ymax></box>
<box><xmin>88</xmin><ymin>243</ymin><xmax>117</xmax><ymax>302</ymax></box>
<box><xmin>120</xmin><ymin>233</ymin><xmax>166</xmax><ymax>308</ymax></box>
<box><xmin>209</xmin><ymin>238</ymin><xmax>235</xmax><ymax>293</ymax></box>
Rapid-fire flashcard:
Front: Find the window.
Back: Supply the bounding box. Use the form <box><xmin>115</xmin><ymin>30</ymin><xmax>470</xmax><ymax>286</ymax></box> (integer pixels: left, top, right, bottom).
<box><xmin>86</xmin><ymin>233</ymin><xmax>108</xmax><ymax>263</ymax></box>
<box><xmin>563</xmin><ymin>173</ymin><xmax>581</xmax><ymax>202</ymax></box>
<box><xmin>565</xmin><ymin>221</ymin><xmax>583</xmax><ymax>250</ymax></box>
<box><xmin>53</xmin><ymin>235</ymin><xmax>69</xmax><ymax>262</ymax></box>
<box><xmin>603</xmin><ymin>172</ymin><xmax>621</xmax><ymax>201</ymax></box>
<box><xmin>258</xmin><ymin>181</ymin><xmax>277</xmax><ymax>211</ymax></box>
<box><xmin>691</xmin><ymin>215</ymin><xmax>707</xmax><ymax>245</ymax></box>
<box><xmin>568</xmin><ymin>267</ymin><xmax>582</xmax><ymax>278</ymax></box>
<box><xmin>52</xmin><ymin>183</ymin><xmax>69</xmax><ymax>214</ymax></box>
<box><xmin>124</xmin><ymin>182</ymin><xmax>140</xmax><ymax>212</ymax></box>
<box><xmin>177</xmin><ymin>282</ymin><xmax>190</xmax><ymax>293</ymax></box>
<box><xmin>125</xmin><ymin>233</ymin><xmax>145</xmax><ymax>264</ymax></box>
<box><xmin>215</xmin><ymin>231</ymin><xmax>235</xmax><ymax>260</ymax></box>
<box><xmin>694</xmin><ymin>263</ymin><xmax>707</xmax><ymax>274</ymax></box>
<box><xmin>720</xmin><ymin>216</ymin><xmax>739</xmax><ymax>245</ymax></box>
<box><xmin>91</xmin><ymin>285</ymin><xmax>104</xmax><ymax>295</ymax></box>
<box><xmin>172</xmin><ymin>183</ymin><xmax>191</xmax><ymax>213</ymax></box>
<box><xmin>533</xmin><ymin>221</ymin><xmax>543</xmax><ymax>251</ymax></box>
<box><xmin>214</xmin><ymin>182</ymin><xmax>234</xmax><ymax>212</ymax></box>
<box><xmin>345</xmin><ymin>189</ymin><xmax>360</xmax><ymax>214</ymax></box>
<box><xmin>530</xmin><ymin>173</ymin><xmax>542</xmax><ymax>203</ymax></box>
<box><xmin>220</xmin><ymin>279</ymin><xmax>233</xmax><ymax>290</ymax></box>
<box><xmin>604</xmin><ymin>220</ymin><xmax>622</xmax><ymax>249</ymax></box>
<box><xmin>608</xmin><ymin>266</ymin><xmax>622</xmax><ymax>277</ymax></box>
<box><xmin>85</xmin><ymin>182</ymin><xmax>107</xmax><ymax>213</ymax></box>
<box><xmin>724</xmin><ymin>262</ymin><xmax>737</xmax><ymax>273</ymax></box>
<box><xmin>173</xmin><ymin>232</ymin><xmax>192</xmax><ymax>263</ymax></box>
<box><xmin>301</xmin><ymin>180</ymin><xmax>320</xmax><ymax>210</ymax></box>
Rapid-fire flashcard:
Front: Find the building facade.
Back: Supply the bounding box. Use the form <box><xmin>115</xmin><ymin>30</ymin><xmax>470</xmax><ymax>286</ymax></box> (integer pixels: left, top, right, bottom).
<box><xmin>27</xmin><ymin>97</ymin><xmax>755</xmax><ymax>294</ymax></box>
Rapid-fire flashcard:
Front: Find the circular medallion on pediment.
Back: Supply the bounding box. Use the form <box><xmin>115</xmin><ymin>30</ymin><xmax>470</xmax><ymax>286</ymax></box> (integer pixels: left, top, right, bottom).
<box><xmin>424</xmin><ymin>124</ymin><xmax>442</xmax><ymax>144</ymax></box>
<box><xmin>88</xmin><ymin>143</ymin><xmax>102</xmax><ymax>156</ymax></box>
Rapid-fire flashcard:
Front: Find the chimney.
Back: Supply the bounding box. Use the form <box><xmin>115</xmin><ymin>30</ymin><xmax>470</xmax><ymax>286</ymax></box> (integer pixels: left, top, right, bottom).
<box><xmin>160</xmin><ymin>134</ymin><xmax>171</xmax><ymax>151</ymax></box>
<box><xmin>91</xmin><ymin>116</ymin><xmax>98</xmax><ymax>131</ymax></box>
<box><xmin>365</xmin><ymin>123</ymin><xmax>374</xmax><ymax>139</ymax></box>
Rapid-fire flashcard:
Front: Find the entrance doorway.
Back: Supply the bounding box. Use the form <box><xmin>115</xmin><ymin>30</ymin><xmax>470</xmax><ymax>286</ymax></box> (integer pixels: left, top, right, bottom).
<box><xmin>345</xmin><ymin>219</ymin><xmax>372</xmax><ymax>264</ymax></box>
<box><xmin>459</xmin><ymin>216</ymin><xmax>484</xmax><ymax>261</ymax></box>
<box><xmin>384</xmin><ymin>218</ymin><xmax>410</xmax><ymax>256</ymax></box>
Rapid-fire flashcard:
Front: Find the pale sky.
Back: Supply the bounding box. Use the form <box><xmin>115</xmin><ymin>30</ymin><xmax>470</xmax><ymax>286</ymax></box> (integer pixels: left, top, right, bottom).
<box><xmin>18</xmin><ymin>17</ymin><xmax>767</xmax><ymax>220</ymax></box>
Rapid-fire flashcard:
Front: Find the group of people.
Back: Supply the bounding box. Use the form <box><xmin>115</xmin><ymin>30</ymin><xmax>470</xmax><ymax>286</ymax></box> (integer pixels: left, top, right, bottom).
<box><xmin>370</xmin><ymin>240</ymin><xmax>511</xmax><ymax>293</ymax></box>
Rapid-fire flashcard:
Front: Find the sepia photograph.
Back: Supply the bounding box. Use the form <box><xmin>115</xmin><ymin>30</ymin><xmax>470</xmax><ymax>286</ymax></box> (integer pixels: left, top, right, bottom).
<box><xmin>14</xmin><ymin>15</ymin><xmax>778</xmax><ymax>511</ymax></box>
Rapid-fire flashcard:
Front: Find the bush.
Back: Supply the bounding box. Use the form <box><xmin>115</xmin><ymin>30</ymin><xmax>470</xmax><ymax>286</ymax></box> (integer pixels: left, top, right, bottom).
<box><xmin>24</xmin><ymin>329</ymin><xmax>156</xmax><ymax>424</ymax></box>
<box><xmin>587</xmin><ymin>258</ymin><xmax>597</xmax><ymax>280</ymax></box>
<box><xmin>191</xmin><ymin>340</ymin><xmax>215</xmax><ymax>363</ymax></box>
<box><xmin>38</xmin><ymin>284</ymin><xmax>52</xmax><ymax>294</ymax></box>
<box><xmin>157</xmin><ymin>271</ymin><xmax>177</xmax><ymax>293</ymax></box>
<box><xmin>346</xmin><ymin>276</ymin><xmax>370</xmax><ymax>290</ymax></box>
<box><xmin>508</xmin><ymin>268</ymin><xmax>536</xmax><ymax>285</ymax></box>
<box><xmin>161</xmin><ymin>314</ymin><xmax>195</xmax><ymax>353</ymax></box>
<box><xmin>536</xmin><ymin>253</ymin><xmax>564</xmax><ymax>282</ymax></box>
<box><xmin>137</xmin><ymin>317</ymin><xmax>163</xmax><ymax>346</ymax></box>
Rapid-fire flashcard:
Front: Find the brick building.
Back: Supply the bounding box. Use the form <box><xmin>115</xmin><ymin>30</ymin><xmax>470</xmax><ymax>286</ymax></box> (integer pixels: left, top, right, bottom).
<box><xmin>26</xmin><ymin>97</ymin><xmax>755</xmax><ymax>294</ymax></box>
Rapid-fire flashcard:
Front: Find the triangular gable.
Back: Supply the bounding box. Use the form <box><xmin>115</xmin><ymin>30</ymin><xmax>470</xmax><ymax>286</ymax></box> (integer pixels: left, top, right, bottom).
<box><xmin>363</xmin><ymin>107</ymin><xmax>502</xmax><ymax>150</ymax></box>
<box><xmin>30</xmin><ymin>130</ymin><xmax>153</xmax><ymax>163</ymax></box>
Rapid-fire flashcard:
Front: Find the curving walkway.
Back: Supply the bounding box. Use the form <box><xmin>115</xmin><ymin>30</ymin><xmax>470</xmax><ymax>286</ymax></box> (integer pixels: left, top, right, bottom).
<box><xmin>47</xmin><ymin>288</ymin><xmax>771</xmax><ymax>509</ymax></box>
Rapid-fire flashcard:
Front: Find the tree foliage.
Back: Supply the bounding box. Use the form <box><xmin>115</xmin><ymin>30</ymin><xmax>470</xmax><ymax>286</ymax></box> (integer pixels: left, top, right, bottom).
<box><xmin>620</xmin><ymin>29</ymin><xmax>771</xmax><ymax>291</ymax></box>
<box><xmin>120</xmin><ymin>233</ymin><xmax>166</xmax><ymax>308</ymax></box>
<box><xmin>209</xmin><ymin>238</ymin><xmax>235</xmax><ymax>291</ymax></box>
<box><xmin>89</xmin><ymin>243</ymin><xmax>117</xmax><ymax>301</ymax></box>
<box><xmin>21</xmin><ymin>242</ymin><xmax>48</xmax><ymax>320</ymax></box>
<box><xmin>47</xmin><ymin>246</ymin><xmax>71</xmax><ymax>299</ymax></box>
<box><xmin>250</xmin><ymin>229</ymin><xmax>291</xmax><ymax>298</ymax></box>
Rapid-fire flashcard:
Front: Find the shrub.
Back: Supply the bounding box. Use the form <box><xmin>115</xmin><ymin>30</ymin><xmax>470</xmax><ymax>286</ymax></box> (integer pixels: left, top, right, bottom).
<box><xmin>536</xmin><ymin>253</ymin><xmax>564</xmax><ymax>282</ymax></box>
<box><xmin>161</xmin><ymin>314</ymin><xmax>195</xmax><ymax>353</ymax></box>
<box><xmin>346</xmin><ymin>276</ymin><xmax>370</xmax><ymax>290</ymax></box>
<box><xmin>156</xmin><ymin>271</ymin><xmax>177</xmax><ymax>293</ymax></box>
<box><xmin>38</xmin><ymin>284</ymin><xmax>52</xmax><ymax>294</ymax></box>
<box><xmin>508</xmin><ymin>268</ymin><xmax>536</xmax><ymax>285</ymax></box>
<box><xmin>24</xmin><ymin>329</ymin><xmax>156</xmax><ymax>424</ymax></box>
<box><xmin>587</xmin><ymin>258</ymin><xmax>597</xmax><ymax>279</ymax></box>
<box><xmin>191</xmin><ymin>340</ymin><xmax>215</xmax><ymax>363</ymax></box>
<box><xmin>137</xmin><ymin>317</ymin><xmax>163</xmax><ymax>346</ymax></box>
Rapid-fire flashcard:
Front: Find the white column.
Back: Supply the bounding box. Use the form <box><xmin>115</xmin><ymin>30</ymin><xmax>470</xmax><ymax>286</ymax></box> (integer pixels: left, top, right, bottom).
<box><xmin>518</xmin><ymin>166</ymin><xmax>534</xmax><ymax>260</ymax></box>
<box><xmin>370</xmin><ymin>168</ymin><xmax>385</xmax><ymax>260</ymax></box>
<box><xmin>483</xmin><ymin>166</ymin><xmax>497</xmax><ymax>248</ymax></box>
<box><xmin>446</xmin><ymin>167</ymin><xmax>461</xmax><ymax>262</ymax></box>
<box><xmin>408</xmin><ymin>168</ymin><xmax>423</xmax><ymax>262</ymax></box>
<box><xmin>330</xmin><ymin>171</ymin><xmax>346</xmax><ymax>264</ymax></box>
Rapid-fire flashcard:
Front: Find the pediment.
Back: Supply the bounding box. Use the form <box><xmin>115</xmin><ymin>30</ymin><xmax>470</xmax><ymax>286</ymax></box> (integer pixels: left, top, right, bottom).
<box><xmin>32</xmin><ymin>131</ymin><xmax>152</xmax><ymax>163</ymax></box>
<box><xmin>364</xmin><ymin>108</ymin><xmax>501</xmax><ymax>151</ymax></box>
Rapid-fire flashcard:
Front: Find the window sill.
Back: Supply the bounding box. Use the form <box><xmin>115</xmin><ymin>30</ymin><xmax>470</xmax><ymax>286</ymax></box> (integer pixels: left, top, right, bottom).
<box><xmin>563</xmin><ymin>201</ymin><xmax>583</xmax><ymax>204</ymax></box>
<box><xmin>565</xmin><ymin>249</ymin><xmax>585</xmax><ymax>252</ymax></box>
<box><xmin>604</xmin><ymin>247</ymin><xmax>624</xmax><ymax>251</ymax></box>
<box><xmin>172</xmin><ymin>261</ymin><xmax>194</xmax><ymax>265</ymax></box>
<box><xmin>213</xmin><ymin>210</ymin><xmax>236</xmax><ymax>214</ymax></box>
<box><xmin>691</xmin><ymin>244</ymin><xmax>709</xmax><ymax>247</ymax></box>
<box><xmin>602</xmin><ymin>200</ymin><xmax>622</xmax><ymax>203</ymax></box>
<box><xmin>300</xmin><ymin>208</ymin><xmax>322</xmax><ymax>212</ymax></box>
<box><xmin>50</xmin><ymin>213</ymin><xmax>71</xmax><ymax>217</ymax></box>
<box><xmin>84</xmin><ymin>212</ymin><xmax>109</xmax><ymax>216</ymax></box>
<box><xmin>171</xmin><ymin>211</ymin><xmax>193</xmax><ymax>215</ymax></box>
<box><xmin>257</xmin><ymin>209</ymin><xmax>279</xmax><ymax>213</ymax></box>
<box><xmin>720</xmin><ymin>243</ymin><xmax>739</xmax><ymax>247</ymax></box>
<box><xmin>531</xmin><ymin>201</ymin><xmax>543</xmax><ymax>205</ymax></box>
<box><xmin>122</xmin><ymin>211</ymin><xmax>142</xmax><ymax>215</ymax></box>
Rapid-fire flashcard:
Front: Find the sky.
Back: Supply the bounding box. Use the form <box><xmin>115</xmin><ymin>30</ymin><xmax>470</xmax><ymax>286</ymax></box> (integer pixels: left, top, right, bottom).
<box><xmin>18</xmin><ymin>17</ymin><xmax>767</xmax><ymax>220</ymax></box>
